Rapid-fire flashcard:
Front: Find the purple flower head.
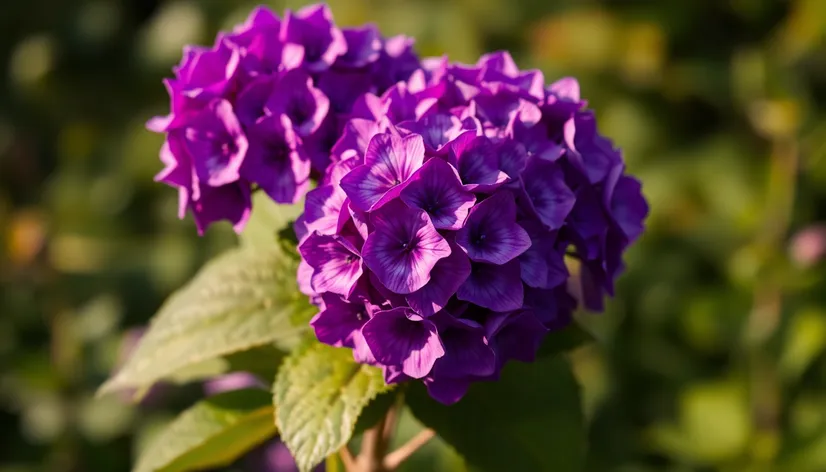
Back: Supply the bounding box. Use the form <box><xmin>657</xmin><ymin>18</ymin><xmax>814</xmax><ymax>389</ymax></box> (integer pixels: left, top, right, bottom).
<box><xmin>229</xmin><ymin>8</ymin><xmax>304</xmax><ymax>78</ymax></box>
<box><xmin>610</xmin><ymin>175</ymin><xmax>648</xmax><ymax>243</ymax></box>
<box><xmin>280</xmin><ymin>14</ymin><xmax>650</xmax><ymax>405</ymax></box>
<box><xmin>543</xmin><ymin>77</ymin><xmax>585</xmax><ymax>123</ymax></box>
<box><xmin>317</xmin><ymin>69</ymin><xmax>376</xmax><ymax>114</ymax></box>
<box><xmin>330</xmin><ymin>118</ymin><xmax>385</xmax><ymax>162</ymax></box>
<box><xmin>280</xmin><ymin>4</ymin><xmax>347</xmax><ymax>72</ymax></box>
<box><xmin>381</xmin><ymin>82</ymin><xmax>437</xmax><ymax>123</ymax></box>
<box><xmin>518</xmin><ymin>221</ymin><xmax>568</xmax><ymax>289</ymax></box>
<box><xmin>485</xmin><ymin>309</ymin><xmax>548</xmax><ymax>365</ymax></box>
<box><xmin>473</xmin><ymin>91</ymin><xmax>541</xmax><ymax>131</ymax></box>
<box><xmin>244</xmin><ymin>437</ymin><xmax>325</xmax><ymax>472</ymax></box>
<box><xmin>148</xmin><ymin>4</ymin><xmax>422</xmax><ymax>234</ymax></box>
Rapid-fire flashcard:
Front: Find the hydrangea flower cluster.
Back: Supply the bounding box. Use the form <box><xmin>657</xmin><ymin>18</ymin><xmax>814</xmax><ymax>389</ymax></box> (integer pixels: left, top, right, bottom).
<box><xmin>296</xmin><ymin>51</ymin><xmax>648</xmax><ymax>404</ymax></box>
<box><xmin>148</xmin><ymin>4</ymin><xmax>420</xmax><ymax>234</ymax></box>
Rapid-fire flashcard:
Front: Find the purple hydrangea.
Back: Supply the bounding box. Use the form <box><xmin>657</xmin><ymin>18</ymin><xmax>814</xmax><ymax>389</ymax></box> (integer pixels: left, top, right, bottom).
<box><xmin>296</xmin><ymin>50</ymin><xmax>648</xmax><ymax>404</ymax></box>
<box><xmin>148</xmin><ymin>4</ymin><xmax>421</xmax><ymax>234</ymax></box>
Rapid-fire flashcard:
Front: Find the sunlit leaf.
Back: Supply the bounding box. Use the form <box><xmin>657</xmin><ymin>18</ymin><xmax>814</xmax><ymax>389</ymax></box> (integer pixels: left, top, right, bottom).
<box><xmin>134</xmin><ymin>389</ymin><xmax>276</xmax><ymax>472</ymax></box>
<box><xmin>99</xmin><ymin>246</ymin><xmax>315</xmax><ymax>395</ymax></box>
<box><xmin>274</xmin><ymin>342</ymin><xmax>391</xmax><ymax>472</ymax></box>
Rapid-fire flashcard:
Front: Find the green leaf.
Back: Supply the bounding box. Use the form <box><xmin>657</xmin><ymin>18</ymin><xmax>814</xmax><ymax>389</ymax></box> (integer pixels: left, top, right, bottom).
<box><xmin>161</xmin><ymin>345</ymin><xmax>287</xmax><ymax>387</ymax></box>
<box><xmin>407</xmin><ymin>356</ymin><xmax>585</xmax><ymax>472</ymax></box>
<box><xmin>536</xmin><ymin>322</ymin><xmax>595</xmax><ymax>358</ymax></box>
<box><xmin>274</xmin><ymin>342</ymin><xmax>392</xmax><ymax>472</ymax></box>
<box><xmin>241</xmin><ymin>191</ymin><xmax>303</xmax><ymax>250</ymax></box>
<box><xmin>99</xmin><ymin>246</ymin><xmax>316</xmax><ymax>396</ymax></box>
<box><xmin>134</xmin><ymin>389</ymin><xmax>276</xmax><ymax>472</ymax></box>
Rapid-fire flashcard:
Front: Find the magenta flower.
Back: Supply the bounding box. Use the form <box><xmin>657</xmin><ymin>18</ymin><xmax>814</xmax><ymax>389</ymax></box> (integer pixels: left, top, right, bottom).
<box><xmin>299</xmin><ymin>232</ymin><xmax>363</xmax><ymax>297</ymax></box>
<box><xmin>310</xmin><ymin>293</ymin><xmax>370</xmax><ymax>348</ymax></box>
<box><xmin>148</xmin><ymin>4</ymin><xmax>422</xmax><ymax>234</ymax></box>
<box><xmin>340</xmin><ymin>133</ymin><xmax>425</xmax><ymax>211</ymax></box>
<box><xmin>447</xmin><ymin>133</ymin><xmax>510</xmax><ymax>192</ymax></box>
<box><xmin>266</xmin><ymin>69</ymin><xmax>330</xmax><ymax>137</ymax></box>
<box><xmin>400</xmin><ymin>157</ymin><xmax>476</xmax><ymax>230</ymax></box>
<box><xmin>241</xmin><ymin>116</ymin><xmax>310</xmax><ymax>204</ymax></box>
<box><xmin>280</xmin><ymin>4</ymin><xmax>347</xmax><ymax>72</ymax></box>
<box><xmin>455</xmin><ymin>191</ymin><xmax>531</xmax><ymax>265</ymax></box>
<box><xmin>295</xmin><ymin>42</ymin><xmax>648</xmax><ymax>404</ymax></box>
<box><xmin>182</xmin><ymin>99</ymin><xmax>248</xmax><ymax>188</ymax></box>
<box><xmin>361</xmin><ymin>308</ymin><xmax>445</xmax><ymax>379</ymax></box>
<box><xmin>362</xmin><ymin>199</ymin><xmax>451</xmax><ymax>294</ymax></box>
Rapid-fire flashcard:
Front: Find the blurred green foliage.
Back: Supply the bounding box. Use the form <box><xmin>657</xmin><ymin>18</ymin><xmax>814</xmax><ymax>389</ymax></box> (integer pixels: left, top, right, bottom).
<box><xmin>2</xmin><ymin>0</ymin><xmax>826</xmax><ymax>471</ymax></box>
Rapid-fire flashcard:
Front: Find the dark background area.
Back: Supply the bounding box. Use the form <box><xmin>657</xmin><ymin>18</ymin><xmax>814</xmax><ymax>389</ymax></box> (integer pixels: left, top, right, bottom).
<box><xmin>2</xmin><ymin>0</ymin><xmax>826</xmax><ymax>470</ymax></box>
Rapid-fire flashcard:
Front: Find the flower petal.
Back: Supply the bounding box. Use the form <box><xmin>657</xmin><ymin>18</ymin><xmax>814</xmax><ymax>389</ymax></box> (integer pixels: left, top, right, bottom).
<box><xmin>340</xmin><ymin>133</ymin><xmax>425</xmax><ymax>211</ymax></box>
<box><xmin>406</xmin><ymin>241</ymin><xmax>472</xmax><ymax>317</ymax></box>
<box><xmin>448</xmin><ymin>132</ymin><xmax>509</xmax><ymax>192</ymax></box>
<box><xmin>362</xmin><ymin>200</ymin><xmax>450</xmax><ymax>294</ymax></box>
<box><xmin>298</xmin><ymin>232</ymin><xmax>363</xmax><ymax>297</ymax></box>
<box><xmin>361</xmin><ymin>308</ymin><xmax>445</xmax><ymax>378</ymax></box>
<box><xmin>455</xmin><ymin>191</ymin><xmax>531</xmax><ymax>265</ymax></box>
<box><xmin>310</xmin><ymin>293</ymin><xmax>369</xmax><ymax>347</ymax></box>
<box><xmin>424</xmin><ymin>376</ymin><xmax>470</xmax><ymax>405</ymax></box>
<box><xmin>520</xmin><ymin>157</ymin><xmax>575</xmax><ymax>230</ymax></box>
<box><xmin>456</xmin><ymin>259</ymin><xmax>524</xmax><ymax>311</ymax></box>
<box><xmin>400</xmin><ymin>158</ymin><xmax>476</xmax><ymax>230</ymax></box>
<box><xmin>431</xmin><ymin>313</ymin><xmax>496</xmax><ymax>378</ymax></box>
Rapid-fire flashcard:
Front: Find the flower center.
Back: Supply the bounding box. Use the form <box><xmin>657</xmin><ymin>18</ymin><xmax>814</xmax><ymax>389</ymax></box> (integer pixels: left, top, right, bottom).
<box><xmin>289</xmin><ymin>101</ymin><xmax>311</xmax><ymax>125</ymax></box>
<box><xmin>220</xmin><ymin>140</ymin><xmax>237</xmax><ymax>156</ymax></box>
<box><xmin>474</xmin><ymin>233</ymin><xmax>487</xmax><ymax>245</ymax></box>
<box><xmin>399</xmin><ymin>239</ymin><xmax>416</xmax><ymax>253</ymax></box>
<box><xmin>423</xmin><ymin>199</ymin><xmax>441</xmax><ymax>214</ymax></box>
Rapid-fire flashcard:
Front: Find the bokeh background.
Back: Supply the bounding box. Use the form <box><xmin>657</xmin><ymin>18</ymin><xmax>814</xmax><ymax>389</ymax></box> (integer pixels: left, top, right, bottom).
<box><xmin>2</xmin><ymin>0</ymin><xmax>826</xmax><ymax>471</ymax></box>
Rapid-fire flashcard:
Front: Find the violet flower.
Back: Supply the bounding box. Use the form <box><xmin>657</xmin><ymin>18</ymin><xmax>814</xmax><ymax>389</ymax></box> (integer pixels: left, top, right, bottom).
<box><xmin>148</xmin><ymin>4</ymin><xmax>422</xmax><ymax>234</ymax></box>
<box><xmin>296</xmin><ymin>48</ymin><xmax>649</xmax><ymax>404</ymax></box>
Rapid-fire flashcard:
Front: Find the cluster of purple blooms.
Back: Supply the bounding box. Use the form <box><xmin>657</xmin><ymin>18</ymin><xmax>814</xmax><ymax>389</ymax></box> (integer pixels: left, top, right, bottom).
<box><xmin>149</xmin><ymin>4</ymin><xmax>648</xmax><ymax>404</ymax></box>
<box><xmin>148</xmin><ymin>4</ymin><xmax>419</xmax><ymax>233</ymax></box>
<box><xmin>295</xmin><ymin>51</ymin><xmax>648</xmax><ymax>403</ymax></box>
